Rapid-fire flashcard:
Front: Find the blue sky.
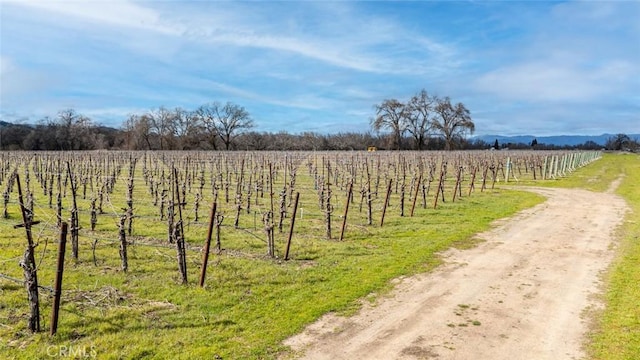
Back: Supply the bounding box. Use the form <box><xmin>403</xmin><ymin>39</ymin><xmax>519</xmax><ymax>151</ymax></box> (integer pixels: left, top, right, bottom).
<box><xmin>1</xmin><ymin>0</ymin><xmax>638</xmax><ymax>136</ymax></box>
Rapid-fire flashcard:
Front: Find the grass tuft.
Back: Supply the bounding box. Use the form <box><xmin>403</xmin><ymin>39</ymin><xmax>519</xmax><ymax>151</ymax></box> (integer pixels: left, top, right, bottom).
<box><xmin>588</xmin><ymin>153</ymin><xmax>640</xmax><ymax>359</ymax></box>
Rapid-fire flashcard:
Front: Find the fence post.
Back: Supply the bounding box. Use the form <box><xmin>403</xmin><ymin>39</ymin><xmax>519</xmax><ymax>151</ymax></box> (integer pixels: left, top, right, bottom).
<box><xmin>199</xmin><ymin>202</ymin><xmax>217</xmax><ymax>287</ymax></box>
<box><xmin>51</xmin><ymin>222</ymin><xmax>68</xmax><ymax>336</ymax></box>
<box><xmin>67</xmin><ymin>162</ymin><xmax>79</xmax><ymax>260</ymax></box>
<box><xmin>339</xmin><ymin>183</ymin><xmax>352</xmax><ymax>241</ymax></box>
<box><xmin>380</xmin><ymin>179</ymin><xmax>393</xmax><ymax>227</ymax></box>
<box><xmin>284</xmin><ymin>192</ymin><xmax>300</xmax><ymax>260</ymax></box>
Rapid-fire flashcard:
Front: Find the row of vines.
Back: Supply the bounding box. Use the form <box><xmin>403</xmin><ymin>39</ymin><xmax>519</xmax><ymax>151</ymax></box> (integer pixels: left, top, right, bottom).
<box><xmin>0</xmin><ymin>150</ymin><xmax>600</xmax><ymax>337</ymax></box>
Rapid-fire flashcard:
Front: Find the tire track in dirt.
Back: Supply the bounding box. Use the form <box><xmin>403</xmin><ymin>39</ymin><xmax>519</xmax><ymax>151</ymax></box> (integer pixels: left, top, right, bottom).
<box><xmin>283</xmin><ymin>184</ymin><xmax>628</xmax><ymax>360</ymax></box>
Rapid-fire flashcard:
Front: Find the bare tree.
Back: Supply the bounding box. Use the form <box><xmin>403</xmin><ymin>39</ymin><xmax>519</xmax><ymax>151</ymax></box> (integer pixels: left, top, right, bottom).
<box><xmin>432</xmin><ymin>97</ymin><xmax>475</xmax><ymax>150</ymax></box>
<box><xmin>406</xmin><ymin>89</ymin><xmax>434</xmax><ymax>150</ymax></box>
<box><xmin>148</xmin><ymin>107</ymin><xmax>176</xmax><ymax>150</ymax></box>
<box><xmin>194</xmin><ymin>103</ymin><xmax>220</xmax><ymax>150</ymax></box>
<box><xmin>123</xmin><ymin>114</ymin><xmax>155</xmax><ymax>150</ymax></box>
<box><xmin>371</xmin><ymin>99</ymin><xmax>406</xmax><ymax>150</ymax></box>
<box><xmin>237</xmin><ymin>131</ymin><xmax>269</xmax><ymax>150</ymax></box>
<box><xmin>606</xmin><ymin>133</ymin><xmax>637</xmax><ymax>151</ymax></box>
<box><xmin>172</xmin><ymin>108</ymin><xmax>202</xmax><ymax>150</ymax></box>
<box><xmin>217</xmin><ymin>102</ymin><xmax>253</xmax><ymax>150</ymax></box>
<box><xmin>54</xmin><ymin>109</ymin><xmax>94</xmax><ymax>150</ymax></box>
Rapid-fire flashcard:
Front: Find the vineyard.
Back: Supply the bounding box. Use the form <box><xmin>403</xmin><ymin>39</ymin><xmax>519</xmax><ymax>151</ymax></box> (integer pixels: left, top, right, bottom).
<box><xmin>0</xmin><ymin>150</ymin><xmax>600</xmax><ymax>359</ymax></box>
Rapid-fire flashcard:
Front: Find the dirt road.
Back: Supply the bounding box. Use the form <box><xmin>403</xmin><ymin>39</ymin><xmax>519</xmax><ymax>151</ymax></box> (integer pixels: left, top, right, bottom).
<box><xmin>283</xmin><ymin>184</ymin><xmax>628</xmax><ymax>359</ymax></box>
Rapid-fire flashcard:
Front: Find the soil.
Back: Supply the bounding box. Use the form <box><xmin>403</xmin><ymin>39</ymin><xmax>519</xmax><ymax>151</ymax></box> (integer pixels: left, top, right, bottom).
<box><xmin>282</xmin><ymin>182</ymin><xmax>629</xmax><ymax>360</ymax></box>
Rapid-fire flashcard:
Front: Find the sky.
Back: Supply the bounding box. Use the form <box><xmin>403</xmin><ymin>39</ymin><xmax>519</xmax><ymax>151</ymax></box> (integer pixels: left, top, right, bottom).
<box><xmin>0</xmin><ymin>0</ymin><xmax>639</xmax><ymax>136</ymax></box>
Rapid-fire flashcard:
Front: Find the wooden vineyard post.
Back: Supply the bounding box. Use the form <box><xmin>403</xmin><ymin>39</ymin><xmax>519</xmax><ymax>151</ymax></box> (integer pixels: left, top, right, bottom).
<box><xmin>287</xmin><ymin>165</ymin><xmax>297</xmax><ymax>208</ymax></box>
<box><xmin>166</xmin><ymin>194</ymin><xmax>175</xmax><ymax>244</ymax></box>
<box><xmin>433</xmin><ymin>165</ymin><xmax>446</xmax><ymax>209</ymax></box>
<box><xmin>3</xmin><ymin>190</ymin><xmax>9</xmax><ymax>218</ymax></box>
<box><xmin>51</xmin><ymin>222</ymin><xmax>68</xmax><ymax>336</ymax></box>
<box><xmin>325</xmin><ymin>182</ymin><xmax>332</xmax><ymax>239</ymax></box>
<box><xmin>215</xmin><ymin>213</ymin><xmax>224</xmax><ymax>253</ymax></box>
<box><xmin>67</xmin><ymin>162</ymin><xmax>79</xmax><ymax>260</ymax></box>
<box><xmin>490</xmin><ymin>165</ymin><xmax>498</xmax><ymax>189</ymax></box>
<box><xmin>374</xmin><ymin>157</ymin><xmax>381</xmax><ymax>199</ymax></box>
<box><xmin>16</xmin><ymin>174</ymin><xmax>40</xmax><ymax>332</ymax></box>
<box><xmin>366</xmin><ymin>161</ymin><xmax>373</xmax><ymax>226</ymax></box>
<box><xmin>245</xmin><ymin>174</ymin><xmax>252</xmax><ymax>215</ymax></box>
<box><xmin>339</xmin><ymin>183</ymin><xmax>353</xmax><ymax>241</ymax></box>
<box><xmin>468</xmin><ymin>166</ymin><xmax>477</xmax><ymax>196</ymax></box>
<box><xmin>480</xmin><ymin>165</ymin><xmax>488</xmax><ymax>192</ymax></box>
<box><xmin>452</xmin><ymin>166</ymin><xmax>463</xmax><ymax>202</ymax></box>
<box><xmin>269</xmin><ymin>162</ymin><xmax>275</xmax><ymax>224</ymax></box>
<box><xmin>264</xmin><ymin>212</ymin><xmax>275</xmax><ymax>258</ymax></box>
<box><xmin>56</xmin><ymin>190</ymin><xmax>63</xmax><ymax>227</ymax></box>
<box><xmin>90</xmin><ymin>198</ymin><xmax>97</xmax><ymax>231</ymax></box>
<box><xmin>126</xmin><ymin>159</ymin><xmax>135</xmax><ymax>236</ymax></box>
<box><xmin>118</xmin><ymin>214</ymin><xmax>128</xmax><ymax>273</ymax></box>
<box><xmin>199</xmin><ymin>201</ymin><xmax>217</xmax><ymax>287</ymax></box>
<box><xmin>440</xmin><ymin>163</ymin><xmax>447</xmax><ymax>202</ymax></box>
<box><xmin>410</xmin><ymin>174</ymin><xmax>421</xmax><ymax>217</ymax></box>
<box><xmin>380</xmin><ymin>179</ymin><xmax>393</xmax><ymax>227</ymax></box>
<box><xmin>234</xmin><ymin>192</ymin><xmax>242</xmax><ymax>229</ymax></box>
<box><xmin>173</xmin><ymin>168</ymin><xmax>188</xmax><ymax>284</ymax></box>
<box><xmin>278</xmin><ymin>187</ymin><xmax>287</xmax><ymax>233</ymax></box>
<box><xmin>284</xmin><ymin>192</ymin><xmax>300</xmax><ymax>260</ymax></box>
<box><xmin>399</xmin><ymin>181</ymin><xmax>405</xmax><ymax>217</ymax></box>
<box><xmin>47</xmin><ymin>174</ymin><xmax>54</xmax><ymax>208</ymax></box>
<box><xmin>422</xmin><ymin>166</ymin><xmax>432</xmax><ymax>209</ymax></box>
<box><xmin>234</xmin><ymin>159</ymin><xmax>244</xmax><ymax>228</ymax></box>
<box><xmin>98</xmin><ymin>186</ymin><xmax>104</xmax><ymax>214</ymax></box>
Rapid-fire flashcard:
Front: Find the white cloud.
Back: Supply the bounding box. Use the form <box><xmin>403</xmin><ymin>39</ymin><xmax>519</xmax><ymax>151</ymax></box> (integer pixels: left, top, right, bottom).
<box><xmin>5</xmin><ymin>0</ymin><xmax>176</xmax><ymax>34</ymax></box>
<box><xmin>80</xmin><ymin>106</ymin><xmax>146</xmax><ymax>123</ymax></box>
<box><xmin>173</xmin><ymin>2</ymin><xmax>457</xmax><ymax>75</ymax></box>
<box><xmin>0</xmin><ymin>56</ymin><xmax>12</xmax><ymax>74</ymax></box>
<box><xmin>472</xmin><ymin>0</ymin><xmax>639</xmax><ymax>106</ymax></box>
<box><xmin>202</xmin><ymin>32</ymin><xmax>381</xmax><ymax>73</ymax></box>
<box><xmin>474</xmin><ymin>56</ymin><xmax>638</xmax><ymax>105</ymax></box>
<box><xmin>0</xmin><ymin>56</ymin><xmax>59</xmax><ymax>106</ymax></box>
<box><xmin>475</xmin><ymin>63</ymin><xmax>596</xmax><ymax>102</ymax></box>
<box><xmin>4</xmin><ymin>1</ymin><xmax>458</xmax><ymax>76</ymax></box>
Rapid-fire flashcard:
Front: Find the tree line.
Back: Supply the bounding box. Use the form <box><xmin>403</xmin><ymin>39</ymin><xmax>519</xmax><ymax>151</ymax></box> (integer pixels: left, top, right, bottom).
<box><xmin>0</xmin><ymin>94</ymin><xmax>637</xmax><ymax>151</ymax></box>
<box><xmin>0</xmin><ymin>90</ymin><xmax>477</xmax><ymax>151</ymax></box>
<box><xmin>122</xmin><ymin>102</ymin><xmax>254</xmax><ymax>150</ymax></box>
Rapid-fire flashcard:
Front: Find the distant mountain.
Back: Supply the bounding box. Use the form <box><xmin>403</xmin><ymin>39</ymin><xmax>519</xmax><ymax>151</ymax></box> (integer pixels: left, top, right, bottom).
<box><xmin>473</xmin><ymin>134</ymin><xmax>640</xmax><ymax>147</ymax></box>
<box><xmin>0</xmin><ymin>120</ymin><xmax>33</xmax><ymax>129</ymax></box>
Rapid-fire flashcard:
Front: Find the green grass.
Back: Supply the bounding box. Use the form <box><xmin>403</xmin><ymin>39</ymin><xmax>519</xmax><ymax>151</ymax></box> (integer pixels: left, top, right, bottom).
<box><xmin>585</xmin><ymin>153</ymin><xmax>640</xmax><ymax>360</ymax></box>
